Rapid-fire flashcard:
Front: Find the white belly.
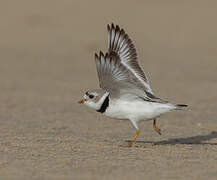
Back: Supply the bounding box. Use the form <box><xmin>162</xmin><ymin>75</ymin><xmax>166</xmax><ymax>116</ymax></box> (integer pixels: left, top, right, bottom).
<box><xmin>104</xmin><ymin>98</ymin><xmax>175</xmax><ymax>122</ymax></box>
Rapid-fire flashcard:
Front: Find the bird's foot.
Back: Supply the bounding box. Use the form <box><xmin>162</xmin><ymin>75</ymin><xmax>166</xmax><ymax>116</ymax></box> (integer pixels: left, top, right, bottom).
<box><xmin>153</xmin><ymin>119</ymin><xmax>162</xmax><ymax>135</ymax></box>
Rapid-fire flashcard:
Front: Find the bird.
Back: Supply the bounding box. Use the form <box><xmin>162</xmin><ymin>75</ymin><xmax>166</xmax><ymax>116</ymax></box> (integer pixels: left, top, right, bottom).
<box><xmin>78</xmin><ymin>23</ymin><xmax>187</xmax><ymax>147</ymax></box>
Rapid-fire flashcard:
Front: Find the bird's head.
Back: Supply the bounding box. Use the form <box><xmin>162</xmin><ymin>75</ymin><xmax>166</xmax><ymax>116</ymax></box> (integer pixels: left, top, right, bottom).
<box><xmin>78</xmin><ymin>89</ymin><xmax>109</xmax><ymax>110</ymax></box>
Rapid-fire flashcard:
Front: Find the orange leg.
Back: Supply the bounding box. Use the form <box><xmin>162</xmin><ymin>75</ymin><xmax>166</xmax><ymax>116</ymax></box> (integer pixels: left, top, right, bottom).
<box><xmin>153</xmin><ymin>119</ymin><xmax>161</xmax><ymax>135</ymax></box>
<box><xmin>127</xmin><ymin>130</ymin><xmax>141</xmax><ymax>147</ymax></box>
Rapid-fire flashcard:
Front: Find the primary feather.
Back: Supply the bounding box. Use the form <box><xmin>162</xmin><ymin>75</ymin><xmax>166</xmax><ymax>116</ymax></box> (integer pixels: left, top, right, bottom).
<box><xmin>107</xmin><ymin>23</ymin><xmax>152</xmax><ymax>94</ymax></box>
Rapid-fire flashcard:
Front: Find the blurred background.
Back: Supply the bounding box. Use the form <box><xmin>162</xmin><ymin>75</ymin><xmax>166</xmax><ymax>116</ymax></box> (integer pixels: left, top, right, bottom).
<box><xmin>0</xmin><ymin>0</ymin><xmax>217</xmax><ymax>179</ymax></box>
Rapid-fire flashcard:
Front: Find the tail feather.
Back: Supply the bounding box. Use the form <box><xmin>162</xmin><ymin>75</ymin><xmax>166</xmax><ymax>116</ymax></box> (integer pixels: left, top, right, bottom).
<box><xmin>176</xmin><ymin>104</ymin><xmax>188</xmax><ymax>110</ymax></box>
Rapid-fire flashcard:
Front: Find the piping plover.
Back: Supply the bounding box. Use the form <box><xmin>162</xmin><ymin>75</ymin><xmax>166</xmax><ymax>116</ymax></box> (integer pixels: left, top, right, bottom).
<box><xmin>79</xmin><ymin>24</ymin><xmax>187</xmax><ymax>147</ymax></box>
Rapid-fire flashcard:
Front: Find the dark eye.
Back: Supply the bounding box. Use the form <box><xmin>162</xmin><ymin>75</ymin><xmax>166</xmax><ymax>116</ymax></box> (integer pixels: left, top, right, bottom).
<box><xmin>89</xmin><ymin>95</ymin><xmax>94</xmax><ymax>99</ymax></box>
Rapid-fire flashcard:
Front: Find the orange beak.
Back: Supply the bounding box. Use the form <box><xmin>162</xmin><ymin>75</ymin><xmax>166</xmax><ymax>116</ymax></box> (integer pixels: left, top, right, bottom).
<box><xmin>78</xmin><ymin>99</ymin><xmax>86</xmax><ymax>104</ymax></box>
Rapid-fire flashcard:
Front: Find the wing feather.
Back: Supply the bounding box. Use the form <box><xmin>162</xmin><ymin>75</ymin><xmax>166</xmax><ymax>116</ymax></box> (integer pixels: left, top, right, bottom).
<box><xmin>95</xmin><ymin>24</ymin><xmax>166</xmax><ymax>103</ymax></box>
<box><xmin>96</xmin><ymin>52</ymin><xmax>143</xmax><ymax>97</ymax></box>
<box><xmin>107</xmin><ymin>23</ymin><xmax>153</xmax><ymax>93</ymax></box>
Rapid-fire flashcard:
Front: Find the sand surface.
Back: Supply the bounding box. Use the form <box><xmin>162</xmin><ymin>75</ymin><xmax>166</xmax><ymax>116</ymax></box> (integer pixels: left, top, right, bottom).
<box><xmin>0</xmin><ymin>0</ymin><xmax>217</xmax><ymax>179</ymax></box>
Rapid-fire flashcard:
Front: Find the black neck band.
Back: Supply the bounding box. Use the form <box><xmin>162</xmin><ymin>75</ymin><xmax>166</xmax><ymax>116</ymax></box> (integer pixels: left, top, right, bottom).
<box><xmin>97</xmin><ymin>95</ymin><xmax>109</xmax><ymax>113</ymax></box>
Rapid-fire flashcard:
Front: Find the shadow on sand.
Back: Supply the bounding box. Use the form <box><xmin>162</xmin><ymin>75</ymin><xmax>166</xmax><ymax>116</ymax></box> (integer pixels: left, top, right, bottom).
<box><xmin>127</xmin><ymin>131</ymin><xmax>217</xmax><ymax>146</ymax></box>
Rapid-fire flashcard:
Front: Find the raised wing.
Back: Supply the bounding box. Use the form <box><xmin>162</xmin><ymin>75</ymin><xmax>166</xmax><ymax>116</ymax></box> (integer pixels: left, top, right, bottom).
<box><xmin>107</xmin><ymin>23</ymin><xmax>153</xmax><ymax>94</ymax></box>
<box><xmin>95</xmin><ymin>24</ymin><xmax>166</xmax><ymax>103</ymax></box>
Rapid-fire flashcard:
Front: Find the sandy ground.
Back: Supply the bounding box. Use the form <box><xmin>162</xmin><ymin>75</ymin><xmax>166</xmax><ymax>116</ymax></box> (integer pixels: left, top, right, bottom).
<box><xmin>0</xmin><ymin>0</ymin><xmax>217</xmax><ymax>179</ymax></box>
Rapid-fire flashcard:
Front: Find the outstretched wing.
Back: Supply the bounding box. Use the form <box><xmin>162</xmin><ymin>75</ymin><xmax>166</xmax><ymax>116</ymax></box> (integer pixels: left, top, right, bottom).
<box><xmin>107</xmin><ymin>23</ymin><xmax>153</xmax><ymax>94</ymax></box>
<box><xmin>95</xmin><ymin>24</ymin><xmax>165</xmax><ymax>102</ymax></box>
